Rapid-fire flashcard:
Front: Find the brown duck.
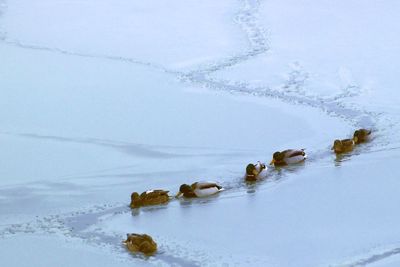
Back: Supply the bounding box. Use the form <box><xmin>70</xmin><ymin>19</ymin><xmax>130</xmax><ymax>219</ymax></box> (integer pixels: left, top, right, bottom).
<box><xmin>130</xmin><ymin>190</ymin><xmax>170</xmax><ymax>208</ymax></box>
<box><xmin>332</xmin><ymin>139</ymin><xmax>354</xmax><ymax>154</ymax></box>
<box><xmin>353</xmin><ymin>129</ymin><xmax>371</xmax><ymax>144</ymax></box>
<box><xmin>123</xmin><ymin>233</ymin><xmax>157</xmax><ymax>255</ymax></box>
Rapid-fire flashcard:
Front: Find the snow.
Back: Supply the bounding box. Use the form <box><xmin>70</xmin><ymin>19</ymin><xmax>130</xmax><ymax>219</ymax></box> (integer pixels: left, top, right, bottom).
<box><xmin>1</xmin><ymin>0</ymin><xmax>400</xmax><ymax>266</ymax></box>
<box><xmin>0</xmin><ymin>234</ymin><xmax>156</xmax><ymax>267</ymax></box>
<box><xmin>212</xmin><ymin>0</ymin><xmax>400</xmax><ymax>100</ymax></box>
<box><xmin>2</xmin><ymin>0</ymin><xmax>248</xmax><ymax>70</ymax></box>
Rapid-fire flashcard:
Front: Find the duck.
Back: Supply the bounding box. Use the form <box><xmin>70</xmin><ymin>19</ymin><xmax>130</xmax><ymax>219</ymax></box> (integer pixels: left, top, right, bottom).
<box><xmin>353</xmin><ymin>129</ymin><xmax>371</xmax><ymax>144</ymax></box>
<box><xmin>130</xmin><ymin>190</ymin><xmax>170</xmax><ymax>208</ymax></box>
<box><xmin>175</xmin><ymin>181</ymin><xmax>223</xmax><ymax>198</ymax></box>
<box><xmin>332</xmin><ymin>139</ymin><xmax>354</xmax><ymax>154</ymax></box>
<box><xmin>270</xmin><ymin>149</ymin><xmax>307</xmax><ymax>166</ymax></box>
<box><xmin>245</xmin><ymin>161</ymin><xmax>267</xmax><ymax>181</ymax></box>
<box><xmin>123</xmin><ymin>233</ymin><xmax>157</xmax><ymax>255</ymax></box>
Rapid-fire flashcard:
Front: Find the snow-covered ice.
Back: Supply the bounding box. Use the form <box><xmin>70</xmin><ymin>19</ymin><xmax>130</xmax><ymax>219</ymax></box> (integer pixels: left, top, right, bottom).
<box><xmin>1</xmin><ymin>0</ymin><xmax>400</xmax><ymax>266</ymax></box>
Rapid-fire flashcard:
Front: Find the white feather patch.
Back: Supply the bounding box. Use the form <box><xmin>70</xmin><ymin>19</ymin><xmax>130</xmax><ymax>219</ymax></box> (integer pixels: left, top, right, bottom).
<box><xmin>285</xmin><ymin>155</ymin><xmax>306</xmax><ymax>164</ymax></box>
<box><xmin>256</xmin><ymin>163</ymin><xmax>268</xmax><ymax>178</ymax></box>
<box><xmin>194</xmin><ymin>187</ymin><xmax>220</xmax><ymax>197</ymax></box>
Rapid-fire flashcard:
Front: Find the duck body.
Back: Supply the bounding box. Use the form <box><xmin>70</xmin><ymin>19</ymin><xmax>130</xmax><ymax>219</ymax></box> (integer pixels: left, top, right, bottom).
<box><xmin>123</xmin><ymin>233</ymin><xmax>157</xmax><ymax>255</ymax></box>
<box><xmin>176</xmin><ymin>181</ymin><xmax>223</xmax><ymax>198</ymax></box>
<box><xmin>332</xmin><ymin>139</ymin><xmax>354</xmax><ymax>154</ymax></box>
<box><xmin>245</xmin><ymin>162</ymin><xmax>267</xmax><ymax>181</ymax></box>
<box><xmin>130</xmin><ymin>190</ymin><xmax>169</xmax><ymax>208</ymax></box>
<box><xmin>353</xmin><ymin>129</ymin><xmax>371</xmax><ymax>144</ymax></box>
<box><xmin>270</xmin><ymin>149</ymin><xmax>307</xmax><ymax>166</ymax></box>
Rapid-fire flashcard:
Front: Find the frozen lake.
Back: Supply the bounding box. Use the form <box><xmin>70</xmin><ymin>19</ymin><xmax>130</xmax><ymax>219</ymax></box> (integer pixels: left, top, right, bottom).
<box><xmin>1</xmin><ymin>0</ymin><xmax>400</xmax><ymax>266</ymax></box>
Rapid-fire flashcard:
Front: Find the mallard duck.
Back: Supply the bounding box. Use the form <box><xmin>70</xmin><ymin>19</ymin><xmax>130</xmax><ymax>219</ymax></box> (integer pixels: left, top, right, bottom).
<box><xmin>175</xmin><ymin>181</ymin><xmax>223</xmax><ymax>198</ymax></box>
<box><xmin>123</xmin><ymin>233</ymin><xmax>157</xmax><ymax>255</ymax></box>
<box><xmin>270</xmin><ymin>149</ymin><xmax>307</xmax><ymax>166</ymax></box>
<box><xmin>130</xmin><ymin>190</ymin><xmax>170</xmax><ymax>208</ymax></box>
<box><xmin>245</xmin><ymin>162</ymin><xmax>267</xmax><ymax>181</ymax></box>
<box><xmin>353</xmin><ymin>129</ymin><xmax>371</xmax><ymax>144</ymax></box>
<box><xmin>332</xmin><ymin>139</ymin><xmax>354</xmax><ymax>153</ymax></box>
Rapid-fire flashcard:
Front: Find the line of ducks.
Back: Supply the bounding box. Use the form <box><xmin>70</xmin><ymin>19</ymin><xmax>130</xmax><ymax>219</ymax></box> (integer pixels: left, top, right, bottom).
<box><xmin>124</xmin><ymin>128</ymin><xmax>371</xmax><ymax>255</ymax></box>
<box><xmin>332</xmin><ymin>128</ymin><xmax>371</xmax><ymax>153</ymax></box>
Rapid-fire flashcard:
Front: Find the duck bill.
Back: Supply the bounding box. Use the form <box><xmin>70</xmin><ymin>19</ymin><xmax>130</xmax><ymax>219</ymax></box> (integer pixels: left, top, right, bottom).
<box><xmin>353</xmin><ymin>136</ymin><xmax>358</xmax><ymax>143</ymax></box>
<box><xmin>269</xmin><ymin>159</ymin><xmax>275</xmax><ymax>165</ymax></box>
<box><xmin>175</xmin><ymin>192</ymin><xmax>183</xmax><ymax>198</ymax></box>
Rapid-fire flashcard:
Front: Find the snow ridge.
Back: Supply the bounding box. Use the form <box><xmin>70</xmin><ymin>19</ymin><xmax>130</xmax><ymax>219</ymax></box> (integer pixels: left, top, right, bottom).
<box><xmin>330</xmin><ymin>245</ymin><xmax>400</xmax><ymax>267</ymax></box>
<box><xmin>186</xmin><ymin>0</ymin><xmax>269</xmax><ymax>75</ymax></box>
<box><xmin>0</xmin><ymin>0</ymin><xmax>376</xmax><ymax>132</ymax></box>
<box><xmin>179</xmin><ymin>0</ymin><xmax>380</xmax><ymax>133</ymax></box>
<box><xmin>2</xmin><ymin>39</ymin><xmax>176</xmax><ymax>75</ymax></box>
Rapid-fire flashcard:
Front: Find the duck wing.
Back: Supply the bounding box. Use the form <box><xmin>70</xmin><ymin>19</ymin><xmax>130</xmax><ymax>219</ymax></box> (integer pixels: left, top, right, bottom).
<box><xmin>150</xmin><ymin>189</ymin><xmax>169</xmax><ymax>195</ymax></box>
<box><xmin>144</xmin><ymin>189</ymin><xmax>169</xmax><ymax>195</ymax></box>
<box><xmin>126</xmin><ymin>233</ymin><xmax>142</xmax><ymax>243</ymax></box>
<box><xmin>142</xmin><ymin>190</ymin><xmax>169</xmax><ymax>200</ymax></box>
<box><xmin>282</xmin><ymin>149</ymin><xmax>305</xmax><ymax>158</ymax></box>
<box><xmin>342</xmin><ymin>139</ymin><xmax>354</xmax><ymax>146</ymax></box>
<box><xmin>193</xmin><ymin>182</ymin><xmax>222</xmax><ymax>190</ymax></box>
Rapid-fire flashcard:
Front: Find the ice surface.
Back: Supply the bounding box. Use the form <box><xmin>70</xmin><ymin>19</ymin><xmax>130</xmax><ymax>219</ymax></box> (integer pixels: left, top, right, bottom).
<box><xmin>1</xmin><ymin>0</ymin><xmax>400</xmax><ymax>266</ymax></box>
<box><xmin>0</xmin><ymin>234</ymin><xmax>157</xmax><ymax>267</ymax></box>
<box><xmin>2</xmin><ymin>0</ymin><xmax>248</xmax><ymax>70</ymax></box>
<box><xmin>212</xmin><ymin>0</ymin><xmax>400</xmax><ymax>100</ymax></box>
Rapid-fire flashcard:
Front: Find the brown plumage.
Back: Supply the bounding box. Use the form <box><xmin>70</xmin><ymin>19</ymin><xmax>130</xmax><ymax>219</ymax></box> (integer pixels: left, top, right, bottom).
<box><xmin>130</xmin><ymin>190</ymin><xmax>170</xmax><ymax>208</ymax></box>
<box><xmin>123</xmin><ymin>233</ymin><xmax>157</xmax><ymax>255</ymax></box>
<box><xmin>332</xmin><ymin>139</ymin><xmax>354</xmax><ymax>154</ymax></box>
<box><xmin>353</xmin><ymin>129</ymin><xmax>371</xmax><ymax>144</ymax></box>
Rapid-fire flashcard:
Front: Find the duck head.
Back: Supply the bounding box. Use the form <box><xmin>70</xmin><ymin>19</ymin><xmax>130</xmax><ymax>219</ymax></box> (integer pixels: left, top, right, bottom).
<box><xmin>246</xmin><ymin>163</ymin><xmax>258</xmax><ymax>176</ymax></box>
<box><xmin>175</xmin><ymin>184</ymin><xmax>192</xmax><ymax>198</ymax></box>
<box><xmin>353</xmin><ymin>129</ymin><xmax>371</xmax><ymax>144</ymax></box>
<box><xmin>270</xmin><ymin>151</ymin><xmax>284</xmax><ymax>165</ymax></box>
<box><xmin>130</xmin><ymin>192</ymin><xmax>142</xmax><ymax>208</ymax></box>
